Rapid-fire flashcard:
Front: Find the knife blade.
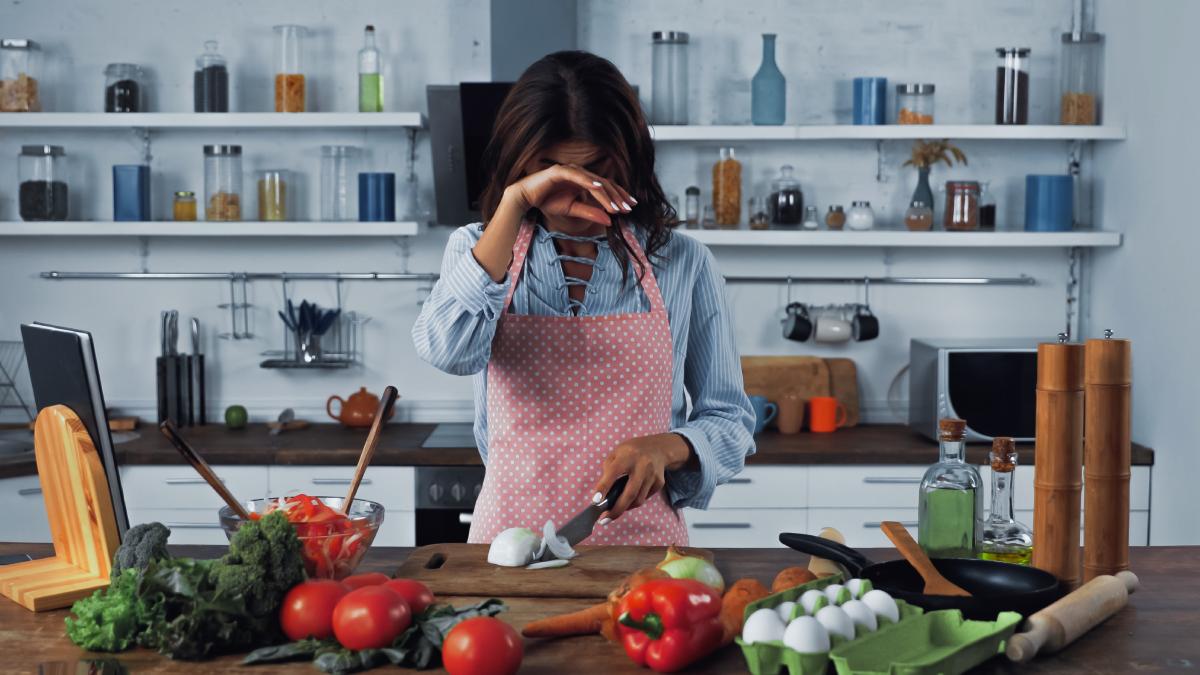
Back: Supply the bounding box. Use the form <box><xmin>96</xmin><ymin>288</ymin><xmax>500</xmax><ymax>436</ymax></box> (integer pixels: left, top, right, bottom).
<box><xmin>536</xmin><ymin>475</ymin><xmax>629</xmax><ymax>561</ymax></box>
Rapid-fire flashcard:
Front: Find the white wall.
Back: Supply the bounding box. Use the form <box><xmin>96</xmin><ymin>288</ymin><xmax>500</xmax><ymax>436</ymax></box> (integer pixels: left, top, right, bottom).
<box><xmin>1088</xmin><ymin>0</ymin><xmax>1199</xmax><ymax>545</ymax></box>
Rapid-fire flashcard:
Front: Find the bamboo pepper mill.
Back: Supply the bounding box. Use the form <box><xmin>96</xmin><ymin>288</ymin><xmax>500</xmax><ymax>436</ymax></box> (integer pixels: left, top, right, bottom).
<box><xmin>1032</xmin><ymin>334</ymin><xmax>1085</xmax><ymax>591</ymax></box>
<box><xmin>1084</xmin><ymin>330</ymin><xmax>1132</xmax><ymax>582</ymax></box>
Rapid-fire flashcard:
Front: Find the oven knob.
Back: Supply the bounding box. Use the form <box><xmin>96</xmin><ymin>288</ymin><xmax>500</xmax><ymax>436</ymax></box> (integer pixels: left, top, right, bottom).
<box><xmin>428</xmin><ymin>482</ymin><xmax>445</xmax><ymax>503</ymax></box>
<box><xmin>450</xmin><ymin>482</ymin><xmax>466</xmax><ymax>503</ymax></box>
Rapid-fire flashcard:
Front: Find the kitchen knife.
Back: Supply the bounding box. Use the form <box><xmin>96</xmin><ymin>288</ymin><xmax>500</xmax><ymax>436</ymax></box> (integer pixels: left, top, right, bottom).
<box><xmin>536</xmin><ymin>475</ymin><xmax>629</xmax><ymax>561</ymax></box>
<box><xmin>192</xmin><ymin>318</ymin><xmax>205</xmax><ymax>425</ymax></box>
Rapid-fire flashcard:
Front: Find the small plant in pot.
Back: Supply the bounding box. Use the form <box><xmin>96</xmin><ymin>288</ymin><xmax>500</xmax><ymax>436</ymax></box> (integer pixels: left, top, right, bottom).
<box><xmin>903</xmin><ymin>139</ymin><xmax>968</xmax><ymax>228</ymax></box>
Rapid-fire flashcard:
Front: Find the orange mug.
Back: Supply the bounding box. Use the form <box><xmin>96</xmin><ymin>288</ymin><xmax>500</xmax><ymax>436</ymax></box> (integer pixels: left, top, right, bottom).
<box><xmin>809</xmin><ymin>396</ymin><xmax>848</xmax><ymax>433</ymax></box>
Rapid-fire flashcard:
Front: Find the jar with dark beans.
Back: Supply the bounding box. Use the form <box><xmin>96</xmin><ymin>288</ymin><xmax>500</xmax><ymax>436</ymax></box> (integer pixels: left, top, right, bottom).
<box><xmin>104</xmin><ymin>63</ymin><xmax>143</xmax><ymax>112</ymax></box>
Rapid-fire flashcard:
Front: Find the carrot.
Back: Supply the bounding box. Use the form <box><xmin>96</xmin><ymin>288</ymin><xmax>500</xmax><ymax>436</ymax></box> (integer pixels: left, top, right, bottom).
<box><xmin>772</xmin><ymin>566</ymin><xmax>817</xmax><ymax>592</ymax></box>
<box><xmin>522</xmin><ymin>602</ymin><xmax>611</xmax><ymax>638</ymax></box>
<box><xmin>720</xmin><ymin>578</ymin><xmax>771</xmax><ymax>644</ymax></box>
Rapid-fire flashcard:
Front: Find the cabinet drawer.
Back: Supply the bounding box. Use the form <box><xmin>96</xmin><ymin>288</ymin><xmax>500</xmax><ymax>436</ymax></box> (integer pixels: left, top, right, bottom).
<box><xmin>985</xmin><ymin>466</ymin><xmax>1151</xmax><ymax>511</ymax></box>
<box><xmin>684</xmin><ymin>509</ymin><xmax>806</xmax><ymax>548</ymax></box>
<box><xmin>807</xmin><ymin>508</ymin><xmax>919</xmax><ymax>549</ymax></box>
<box><xmin>1013</xmin><ymin>509</ymin><xmax>1149</xmax><ymax>546</ymax></box>
<box><xmin>708</xmin><ymin>466</ymin><xmax>807</xmax><ymax>509</ymax></box>
<box><xmin>808</xmin><ymin>466</ymin><xmax>939</xmax><ymax>508</ymax></box>
<box><xmin>121</xmin><ymin>465</ymin><xmax>269</xmax><ymax>509</ymax></box>
<box><xmin>0</xmin><ymin>475</ymin><xmax>51</xmax><ymax>543</ymax></box>
<box><xmin>269</xmin><ymin>466</ymin><xmax>415</xmax><ymax>511</ymax></box>
<box><xmin>127</xmin><ymin>508</ymin><xmax>228</xmax><ymax>545</ymax></box>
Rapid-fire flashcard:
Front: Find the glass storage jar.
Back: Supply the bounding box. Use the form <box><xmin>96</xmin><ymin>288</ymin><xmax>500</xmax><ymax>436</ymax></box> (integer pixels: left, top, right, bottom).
<box><xmin>748</xmin><ymin>196</ymin><xmax>769</xmax><ymax>230</ymax></box>
<box><xmin>204</xmin><ymin>145</ymin><xmax>242</xmax><ymax>221</ymax></box>
<box><xmin>257</xmin><ymin>169</ymin><xmax>289</xmax><ymax>221</ymax></box>
<box><xmin>104</xmin><ymin>63</ymin><xmax>144</xmax><ymax>113</ymax></box>
<box><xmin>825</xmin><ymin>205</ymin><xmax>845</xmax><ymax>230</ymax></box>
<box><xmin>944</xmin><ymin>180</ymin><xmax>981</xmax><ymax>231</ymax></box>
<box><xmin>995</xmin><ymin>47</ymin><xmax>1031</xmax><ymax>125</ymax></box>
<box><xmin>847</xmin><ymin>201</ymin><xmax>875</xmax><ymax>230</ymax></box>
<box><xmin>18</xmin><ymin>144</ymin><xmax>68</xmax><ymax>220</ymax></box>
<box><xmin>651</xmin><ymin>31</ymin><xmax>689</xmax><ymax>125</ymax></box>
<box><xmin>896</xmin><ymin>83</ymin><xmax>934</xmax><ymax>124</ymax></box>
<box><xmin>274</xmin><ymin>25</ymin><xmax>307</xmax><ymax>112</ymax></box>
<box><xmin>979</xmin><ymin>181</ymin><xmax>997</xmax><ymax>230</ymax></box>
<box><xmin>173</xmin><ymin>191</ymin><xmax>197</xmax><ymax>221</ymax></box>
<box><xmin>712</xmin><ymin>147</ymin><xmax>741</xmax><ymax>227</ymax></box>
<box><xmin>1060</xmin><ymin>31</ymin><xmax>1103</xmax><ymax>125</ymax></box>
<box><xmin>905</xmin><ymin>200</ymin><xmax>934</xmax><ymax>231</ymax></box>
<box><xmin>802</xmin><ymin>205</ymin><xmax>820</xmax><ymax>230</ymax></box>
<box><xmin>194</xmin><ymin>40</ymin><xmax>229</xmax><ymax>113</ymax></box>
<box><xmin>768</xmin><ymin>164</ymin><xmax>803</xmax><ymax>227</ymax></box>
<box><xmin>321</xmin><ymin>145</ymin><xmax>361</xmax><ymax>220</ymax></box>
<box><xmin>1</xmin><ymin>38</ymin><xmax>41</xmax><ymax>112</ymax></box>
<box><xmin>684</xmin><ymin>186</ymin><xmax>700</xmax><ymax>229</ymax></box>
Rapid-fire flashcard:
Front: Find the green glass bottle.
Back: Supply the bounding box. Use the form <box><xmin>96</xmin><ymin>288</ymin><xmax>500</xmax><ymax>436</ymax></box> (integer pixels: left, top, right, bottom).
<box><xmin>918</xmin><ymin>418</ymin><xmax>983</xmax><ymax>558</ymax></box>
<box><xmin>358</xmin><ymin>25</ymin><xmax>382</xmax><ymax>112</ymax></box>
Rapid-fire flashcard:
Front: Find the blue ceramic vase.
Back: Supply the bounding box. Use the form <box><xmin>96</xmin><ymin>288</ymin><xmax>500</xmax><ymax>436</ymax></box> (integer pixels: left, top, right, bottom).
<box><xmin>752</xmin><ymin>34</ymin><xmax>785</xmax><ymax>125</ymax></box>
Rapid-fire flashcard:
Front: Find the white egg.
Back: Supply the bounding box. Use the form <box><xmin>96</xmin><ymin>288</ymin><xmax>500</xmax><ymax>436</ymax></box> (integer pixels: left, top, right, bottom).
<box><xmin>845</xmin><ymin>578</ymin><xmax>869</xmax><ymax>599</ymax></box>
<box><xmin>782</xmin><ymin>616</ymin><xmax>830</xmax><ymax>654</ymax></box>
<box><xmin>742</xmin><ymin>608</ymin><xmax>786</xmax><ymax>644</ymax></box>
<box><xmin>862</xmin><ymin>589</ymin><xmax>900</xmax><ymax>624</ymax></box>
<box><xmin>815</xmin><ymin>605</ymin><xmax>856</xmax><ymax>642</ymax></box>
<box><xmin>775</xmin><ymin>601</ymin><xmax>799</xmax><ymax>623</ymax></box>
<box><xmin>799</xmin><ymin>589</ymin><xmax>827</xmax><ymax>615</ymax></box>
<box><xmin>841</xmin><ymin>599</ymin><xmax>878</xmax><ymax>633</ymax></box>
<box><xmin>822</xmin><ymin>583</ymin><xmax>846</xmax><ymax>604</ymax></box>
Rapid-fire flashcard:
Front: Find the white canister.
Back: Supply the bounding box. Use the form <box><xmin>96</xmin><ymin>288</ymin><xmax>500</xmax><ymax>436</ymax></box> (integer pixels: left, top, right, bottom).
<box><xmin>847</xmin><ymin>201</ymin><xmax>875</xmax><ymax>230</ymax></box>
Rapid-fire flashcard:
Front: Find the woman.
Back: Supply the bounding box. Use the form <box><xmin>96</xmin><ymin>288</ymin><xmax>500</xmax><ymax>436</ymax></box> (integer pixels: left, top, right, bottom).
<box><xmin>413</xmin><ymin>51</ymin><xmax>754</xmax><ymax>546</ymax></box>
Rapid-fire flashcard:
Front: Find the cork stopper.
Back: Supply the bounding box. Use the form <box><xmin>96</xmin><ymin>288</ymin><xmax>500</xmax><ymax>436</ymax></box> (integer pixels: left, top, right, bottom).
<box><xmin>990</xmin><ymin>436</ymin><xmax>1017</xmax><ymax>472</ymax></box>
<box><xmin>1085</xmin><ymin>335</ymin><xmax>1132</xmax><ymax>385</ymax></box>
<box><xmin>938</xmin><ymin>418</ymin><xmax>967</xmax><ymax>441</ymax></box>
<box><xmin>1037</xmin><ymin>340</ymin><xmax>1085</xmax><ymax>391</ymax></box>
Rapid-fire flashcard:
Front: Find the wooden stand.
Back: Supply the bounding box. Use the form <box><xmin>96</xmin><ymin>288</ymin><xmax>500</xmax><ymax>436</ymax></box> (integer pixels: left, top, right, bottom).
<box><xmin>1084</xmin><ymin>337</ymin><xmax>1133</xmax><ymax>582</ymax></box>
<box><xmin>1032</xmin><ymin>341</ymin><xmax>1085</xmax><ymax>591</ymax></box>
<box><xmin>0</xmin><ymin>405</ymin><xmax>120</xmax><ymax>611</ymax></box>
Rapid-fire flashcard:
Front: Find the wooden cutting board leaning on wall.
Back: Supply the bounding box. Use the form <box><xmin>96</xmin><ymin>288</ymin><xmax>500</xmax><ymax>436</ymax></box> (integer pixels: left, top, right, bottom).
<box><xmin>824</xmin><ymin>357</ymin><xmax>861</xmax><ymax>427</ymax></box>
<box><xmin>740</xmin><ymin>356</ymin><xmax>860</xmax><ymax>428</ymax></box>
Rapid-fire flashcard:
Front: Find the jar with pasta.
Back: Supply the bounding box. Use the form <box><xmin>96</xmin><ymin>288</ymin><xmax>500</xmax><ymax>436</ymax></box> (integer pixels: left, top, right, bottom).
<box><xmin>257</xmin><ymin>169</ymin><xmax>289</xmax><ymax>221</ymax></box>
<box><xmin>204</xmin><ymin>145</ymin><xmax>242</xmax><ymax>221</ymax></box>
<box><xmin>273</xmin><ymin>25</ymin><xmax>307</xmax><ymax>112</ymax></box>
<box><xmin>712</xmin><ymin>147</ymin><xmax>741</xmax><ymax>227</ymax></box>
<box><xmin>0</xmin><ymin>39</ymin><xmax>41</xmax><ymax>112</ymax></box>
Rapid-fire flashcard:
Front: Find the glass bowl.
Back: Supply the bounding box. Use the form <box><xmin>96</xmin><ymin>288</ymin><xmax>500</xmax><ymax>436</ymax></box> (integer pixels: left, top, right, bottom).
<box><xmin>219</xmin><ymin>496</ymin><xmax>384</xmax><ymax>580</ymax></box>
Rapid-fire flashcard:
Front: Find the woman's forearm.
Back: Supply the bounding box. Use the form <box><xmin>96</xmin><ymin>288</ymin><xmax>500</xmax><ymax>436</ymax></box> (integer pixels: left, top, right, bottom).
<box><xmin>473</xmin><ymin>187</ymin><xmax>528</xmax><ymax>282</ymax></box>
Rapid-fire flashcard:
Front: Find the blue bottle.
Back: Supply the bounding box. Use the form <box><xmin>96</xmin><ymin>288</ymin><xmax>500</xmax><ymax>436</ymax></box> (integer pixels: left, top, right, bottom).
<box><xmin>752</xmin><ymin>34</ymin><xmax>785</xmax><ymax>126</ymax></box>
<box><xmin>112</xmin><ymin>164</ymin><xmax>150</xmax><ymax>221</ymax></box>
<box><xmin>853</xmin><ymin>77</ymin><xmax>888</xmax><ymax>125</ymax></box>
<box><xmin>358</xmin><ymin>172</ymin><xmax>396</xmax><ymax>222</ymax></box>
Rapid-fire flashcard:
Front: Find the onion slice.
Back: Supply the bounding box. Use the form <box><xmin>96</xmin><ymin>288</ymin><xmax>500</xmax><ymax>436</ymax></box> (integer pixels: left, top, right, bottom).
<box><xmin>542</xmin><ymin>520</ymin><xmax>577</xmax><ymax>560</ymax></box>
<box><xmin>526</xmin><ymin>559</ymin><xmax>570</xmax><ymax>570</ymax></box>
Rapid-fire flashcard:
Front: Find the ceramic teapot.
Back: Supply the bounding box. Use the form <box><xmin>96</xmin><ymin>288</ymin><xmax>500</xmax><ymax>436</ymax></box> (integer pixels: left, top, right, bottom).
<box><xmin>326</xmin><ymin>387</ymin><xmax>397</xmax><ymax>428</ymax></box>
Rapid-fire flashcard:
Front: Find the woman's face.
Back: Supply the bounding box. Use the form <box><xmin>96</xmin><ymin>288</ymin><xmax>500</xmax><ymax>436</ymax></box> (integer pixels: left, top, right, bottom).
<box><xmin>527</xmin><ymin>140</ymin><xmax>617</xmax><ymax>233</ymax></box>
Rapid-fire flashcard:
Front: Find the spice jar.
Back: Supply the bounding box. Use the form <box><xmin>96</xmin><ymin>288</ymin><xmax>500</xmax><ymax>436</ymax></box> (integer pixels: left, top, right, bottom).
<box><xmin>173</xmin><ymin>191</ymin><xmax>197</xmax><ymax>221</ymax></box>
<box><xmin>204</xmin><ymin>145</ymin><xmax>242</xmax><ymax>221</ymax></box>
<box><xmin>18</xmin><ymin>145</ymin><xmax>68</xmax><ymax>221</ymax></box>
<box><xmin>802</xmin><ymin>205</ymin><xmax>820</xmax><ymax>230</ymax></box>
<box><xmin>257</xmin><ymin>169</ymin><xmax>289</xmax><ymax>221</ymax></box>
<box><xmin>684</xmin><ymin>186</ymin><xmax>700</xmax><ymax>229</ymax></box>
<box><xmin>712</xmin><ymin>147</ymin><xmax>741</xmax><ymax>227</ymax></box>
<box><xmin>274</xmin><ymin>25</ymin><xmax>307</xmax><ymax>113</ymax></box>
<box><xmin>768</xmin><ymin>164</ymin><xmax>803</xmax><ymax>227</ymax></box>
<box><xmin>1060</xmin><ymin>31</ymin><xmax>1103</xmax><ymax>125</ymax></box>
<box><xmin>896</xmin><ymin>83</ymin><xmax>934</xmax><ymax>124</ymax></box>
<box><xmin>650</xmin><ymin>31</ymin><xmax>689</xmax><ymax>125</ymax></box>
<box><xmin>701</xmin><ymin>205</ymin><xmax>717</xmax><ymax>230</ymax></box>
<box><xmin>905</xmin><ymin>200</ymin><xmax>934</xmax><ymax>231</ymax></box>
<box><xmin>104</xmin><ymin>63</ymin><xmax>144</xmax><ymax>113</ymax></box>
<box><xmin>193</xmin><ymin>40</ymin><xmax>229</xmax><ymax>113</ymax></box>
<box><xmin>825</xmin><ymin>205</ymin><xmax>846</xmax><ymax>230</ymax></box>
<box><xmin>0</xmin><ymin>39</ymin><xmax>41</xmax><ymax>112</ymax></box>
<box><xmin>979</xmin><ymin>181</ymin><xmax>997</xmax><ymax>230</ymax></box>
<box><xmin>847</xmin><ymin>201</ymin><xmax>875</xmax><ymax>230</ymax></box>
<box><xmin>944</xmin><ymin>181</ymin><xmax>981</xmax><ymax>231</ymax></box>
<box><xmin>995</xmin><ymin>47</ymin><xmax>1031</xmax><ymax>125</ymax></box>
<box><xmin>748</xmin><ymin>197</ymin><xmax>769</xmax><ymax>230</ymax></box>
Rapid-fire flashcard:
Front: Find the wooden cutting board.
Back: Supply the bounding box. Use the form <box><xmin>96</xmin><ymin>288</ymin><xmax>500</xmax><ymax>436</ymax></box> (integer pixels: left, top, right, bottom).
<box><xmin>824</xmin><ymin>358</ymin><xmax>861</xmax><ymax>427</ymax></box>
<box><xmin>393</xmin><ymin>544</ymin><xmax>711</xmax><ymax>599</ymax></box>
<box><xmin>742</xmin><ymin>356</ymin><xmax>831</xmax><ymax>429</ymax></box>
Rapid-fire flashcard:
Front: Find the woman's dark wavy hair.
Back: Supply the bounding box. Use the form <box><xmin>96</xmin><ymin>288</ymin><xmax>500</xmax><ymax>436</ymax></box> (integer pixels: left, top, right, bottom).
<box><xmin>479</xmin><ymin>50</ymin><xmax>675</xmax><ymax>279</ymax></box>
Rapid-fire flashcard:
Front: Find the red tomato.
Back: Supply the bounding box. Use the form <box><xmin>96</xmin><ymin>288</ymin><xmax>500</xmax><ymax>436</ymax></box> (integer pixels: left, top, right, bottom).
<box><xmin>342</xmin><ymin>572</ymin><xmax>390</xmax><ymax>589</ymax></box>
<box><xmin>279</xmin><ymin>580</ymin><xmax>351</xmax><ymax>641</ymax></box>
<box><xmin>332</xmin><ymin>586</ymin><xmax>412</xmax><ymax>650</ymax></box>
<box><xmin>383</xmin><ymin>579</ymin><xmax>436</xmax><ymax>615</ymax></box>
<box><xmin>442</xmin><ymin>617</ymin><xmax>523</xmax><ymax>675</ymax></box>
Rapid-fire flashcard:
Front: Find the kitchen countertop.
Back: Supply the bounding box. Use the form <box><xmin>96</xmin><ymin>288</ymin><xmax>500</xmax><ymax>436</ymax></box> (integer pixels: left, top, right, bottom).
<box><xmin>0</xmin><ymin>543</ymin><xmax>1190</xmax><ymax>674</ymax></box>
<box><xmin>0</xmin><ymin>423</ymin><xmax>1154</xmax><ymax>479</ymax></box>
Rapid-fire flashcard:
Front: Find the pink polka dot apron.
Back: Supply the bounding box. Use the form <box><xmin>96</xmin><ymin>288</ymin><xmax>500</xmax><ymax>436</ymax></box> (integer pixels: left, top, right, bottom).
<box><xmin>467</xmin><ymin>222</ymin><xmax>688</xmax><ymax>546</ymax></box>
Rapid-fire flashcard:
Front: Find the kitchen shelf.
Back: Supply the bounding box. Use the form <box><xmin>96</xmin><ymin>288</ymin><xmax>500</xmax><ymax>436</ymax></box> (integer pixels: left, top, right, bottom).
<box><xmin>0</xmin><ymin>221</ymin><xmax>421</xmax><ymax>237</ymax></box>
<box><xmin>678</xmin><ymin>229</ymin><xmax>1122</xmax><ymax>248</ymax></box>
<box><xmin>649</xmin><ymin>124</ymin><xmax>1125</xmax><ymax>142</ymax></box>
<box><xmin>0</xmin><ymin>112</ymin><xmax>426</xmax><ymax>129</ymax></box>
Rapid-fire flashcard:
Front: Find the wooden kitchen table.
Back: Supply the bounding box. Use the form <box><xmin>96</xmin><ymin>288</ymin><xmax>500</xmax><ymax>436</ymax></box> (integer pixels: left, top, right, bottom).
<box><xmin>0</xmin><ymin>544</ymin><xmax>1194</xmax><ymax>674</ymax></box>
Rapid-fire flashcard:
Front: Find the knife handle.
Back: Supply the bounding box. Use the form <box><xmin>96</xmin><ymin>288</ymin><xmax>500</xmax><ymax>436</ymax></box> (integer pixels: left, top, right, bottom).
<box><xmin>600</xmin><ymin>475</ymin><xmax>630</xmax><ymax>509</ymax></box>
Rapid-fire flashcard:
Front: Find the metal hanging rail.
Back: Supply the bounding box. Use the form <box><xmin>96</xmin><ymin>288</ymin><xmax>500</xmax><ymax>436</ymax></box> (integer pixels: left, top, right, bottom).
<box><xmin>724</xmin><ymin>275</ymin><xmax>1036</xmax><ymax>286</ymax></box>
<box><xmin>40</xmin><ymin>271</ymin><xmax>439</xmax><ymax>281</ymax></box>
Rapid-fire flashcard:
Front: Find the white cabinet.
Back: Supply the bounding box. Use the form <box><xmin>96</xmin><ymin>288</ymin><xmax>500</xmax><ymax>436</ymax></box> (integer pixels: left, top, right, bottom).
<box><xmin>269</xmin><ymin>466</ymin><xmax>415</xmax><ymax>511</ymax></box>
<box><xmin>706</xmin><ymin>466</ymin><xmax>807</xmax><ymax>509</ymax></box>
<box><xmin>121</xmin><ymin>465</ymin><xmax>269</xmax><ymax>509</ymax></box>
<box><xmin>807</xmin><ymin>508</ymin><xmax>919</xmax><ymax>549</ymax></box>
<box><xmin>0</xmin><ymin>475</ymin><xmax>52</xmax><ymax>543</ymax></box>
<box><xmin>685</xmin><ymin>509</ymin><xmax>806</xmax><ymax>548</ymax></box>
<box><xmin>808</xmin><ymin>466</ymin><xmax>928</xmax><ymax>508</ymax></box>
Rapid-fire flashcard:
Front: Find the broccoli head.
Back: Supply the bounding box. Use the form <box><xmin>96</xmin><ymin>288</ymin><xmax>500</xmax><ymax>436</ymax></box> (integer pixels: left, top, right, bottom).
<box><xmin>111</xmin><ymin>522</ymin><xmax>171</xmax><ymax>580</ymax></box>
<box><xmin>213</xmin><ymin>511</ymin><xmax>305</xmax><ymax>617</ymax></box>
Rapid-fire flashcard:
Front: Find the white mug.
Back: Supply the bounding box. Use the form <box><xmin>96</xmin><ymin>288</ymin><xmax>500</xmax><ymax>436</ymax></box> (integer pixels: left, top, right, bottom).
<box><xmin>814</xmin><ymin>314</ymin><xmax>852</xmax><ymax>343</ymax></box>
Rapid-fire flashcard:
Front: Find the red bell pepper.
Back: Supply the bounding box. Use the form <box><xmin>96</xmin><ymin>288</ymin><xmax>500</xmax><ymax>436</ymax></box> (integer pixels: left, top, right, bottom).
<box><xmin>616</xmin><ymin>578</ymin><xmax>725</xmax><ymax>673</ymax></box>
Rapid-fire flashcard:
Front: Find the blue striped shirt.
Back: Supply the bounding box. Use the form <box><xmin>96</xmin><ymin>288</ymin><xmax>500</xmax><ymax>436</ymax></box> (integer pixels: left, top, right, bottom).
<box><xmin>412</xmin><ymin>223</ymin><xmax>755</xmax><ymax>510</ymax></box>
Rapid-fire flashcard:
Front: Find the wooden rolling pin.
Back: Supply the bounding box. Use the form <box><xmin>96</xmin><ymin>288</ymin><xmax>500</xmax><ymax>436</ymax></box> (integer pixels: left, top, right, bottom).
<box><xmin>1006</xmin><ymin>570</ymin><xmax>1139</xmax><ymax>662</ymax></box>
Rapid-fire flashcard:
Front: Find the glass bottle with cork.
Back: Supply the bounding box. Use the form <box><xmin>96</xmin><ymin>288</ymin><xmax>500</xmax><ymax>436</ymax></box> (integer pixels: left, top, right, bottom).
<box><xmin>917</xmin><ymin>418</ymin><xmax>983</xmax><ymax>558</ymax></box>
<box><xmin>358</xmin><ymin>25</ymin><xmax>383</xmax><ymax>112</ymax></box>
<box><xmin>980</xmin><ymin>436</ymin><xmax>1034</xmax><ymax>565</ymax></box>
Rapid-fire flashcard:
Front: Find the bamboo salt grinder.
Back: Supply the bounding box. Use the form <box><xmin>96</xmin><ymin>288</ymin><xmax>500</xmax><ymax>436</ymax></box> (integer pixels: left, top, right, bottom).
<box><xmin>1084</xmin><ymin>330</ymin><xmax>1132</xmax><ymax>582</ymax></box>
<box><xmin>1032</xmin><ymin>334</ymin><xmax>1085</xmax><ymax>591</ymax></box>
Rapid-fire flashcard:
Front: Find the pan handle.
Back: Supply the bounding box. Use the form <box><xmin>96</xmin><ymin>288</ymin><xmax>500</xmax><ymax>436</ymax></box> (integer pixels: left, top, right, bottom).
<box><xmin>778</xmin><ymin>532</ymin><xmax>871</xmax><ymax>577</ymax></box>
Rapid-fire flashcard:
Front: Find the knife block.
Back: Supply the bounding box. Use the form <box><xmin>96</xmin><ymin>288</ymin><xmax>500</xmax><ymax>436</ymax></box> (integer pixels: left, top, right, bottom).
<box><xmin>0</xmin><ymin>405</ymin><xmax>120</xmax><ymax>611</ymax></box>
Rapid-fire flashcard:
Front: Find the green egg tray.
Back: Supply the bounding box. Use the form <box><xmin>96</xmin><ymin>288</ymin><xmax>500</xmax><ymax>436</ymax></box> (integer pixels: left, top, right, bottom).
<box><xmin>828</xmin><ymin>609</ymin><xmax>1023</xmax><ymax>675</ymax></box>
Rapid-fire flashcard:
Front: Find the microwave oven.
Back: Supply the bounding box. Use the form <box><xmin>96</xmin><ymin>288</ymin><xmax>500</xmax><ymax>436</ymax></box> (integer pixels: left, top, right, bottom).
<box><xmin>908</xmin><ymin>338</ymin><xmax>1039</xmax><ymax>443</ymax></box>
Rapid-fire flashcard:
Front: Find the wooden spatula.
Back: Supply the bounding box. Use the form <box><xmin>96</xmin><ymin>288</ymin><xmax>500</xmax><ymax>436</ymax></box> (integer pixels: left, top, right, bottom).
<box><xmin>159</xmin><ymin>420</ymin><xmax>251</xmax><ymax>520</ymax></box>
<box><xmin>880</xmin><ymin>520</ymin><xmax>972</xmax><ymax>597</ymax></box>
<box><xmin>342</xmin><ymin>385</ymin><xmax>399</xmax><ymax>513</ymax></box>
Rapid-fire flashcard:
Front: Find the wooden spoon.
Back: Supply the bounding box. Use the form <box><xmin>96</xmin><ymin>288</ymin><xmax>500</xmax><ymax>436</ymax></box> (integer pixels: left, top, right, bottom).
<box><xmin>159</xmin><ymin>421</ymin><xmax>251</xmax><ymax>520</ymax></box>
<box><xmin>342</xmin><ymin>385</ymin><xmax>399</xmax><ymax>513</ymax></box>
<box><xmin>880</xmin><ymin>520</ymin><xmax>972</xmax><ymax>597</ymax></box>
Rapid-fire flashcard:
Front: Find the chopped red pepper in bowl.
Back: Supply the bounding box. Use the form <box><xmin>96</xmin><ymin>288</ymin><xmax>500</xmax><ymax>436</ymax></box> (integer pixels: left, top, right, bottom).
<box><xmin>219</xmin><ymin>494</ymin><xmax>384</xmax><ymax>580</ymax></box>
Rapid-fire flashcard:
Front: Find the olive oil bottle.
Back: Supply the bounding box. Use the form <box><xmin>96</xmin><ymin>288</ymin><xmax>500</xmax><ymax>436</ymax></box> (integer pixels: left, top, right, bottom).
<box><xmin>980</xmin><ymin>437</ymin><xmax>1034</xmax><ymax>564</ymax></box>
<box><xmin>918</xmin><ymin>418</ymin><xmax>983</xmax><ymax>558</ymax></box>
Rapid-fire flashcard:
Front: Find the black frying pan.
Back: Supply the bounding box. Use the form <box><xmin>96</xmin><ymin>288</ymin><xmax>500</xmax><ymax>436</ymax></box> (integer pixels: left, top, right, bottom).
<box><xmin>779</xmin><ymin>533</ymin><xmax>1062</xmax><ymax>619</ymax></box>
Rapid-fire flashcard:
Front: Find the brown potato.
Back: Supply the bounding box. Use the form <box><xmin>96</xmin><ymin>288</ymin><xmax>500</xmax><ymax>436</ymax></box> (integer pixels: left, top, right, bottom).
<box><xmin>772</xmin><ymin>566</ymin><xmax>818</xmax><ymax>592</ymax></box>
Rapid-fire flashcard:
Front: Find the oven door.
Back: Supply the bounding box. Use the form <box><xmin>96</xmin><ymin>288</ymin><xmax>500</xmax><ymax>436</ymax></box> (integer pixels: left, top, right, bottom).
<box><xmin>414</xmin><ymin>466</ymin><xmax>484</xmax><ymax>546</ymax></box>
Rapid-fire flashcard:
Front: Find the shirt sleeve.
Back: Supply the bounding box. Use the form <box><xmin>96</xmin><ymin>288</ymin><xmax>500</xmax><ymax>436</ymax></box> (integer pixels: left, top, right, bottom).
<box><xmin>665</xmin><ymin>245</ymin><xmax>757</xmax><ymax>510</ymax></box>
<box><xmin>411</xmin><ymin>224</ymin><xmax>511</xmax><ymax>375</ymax></box>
